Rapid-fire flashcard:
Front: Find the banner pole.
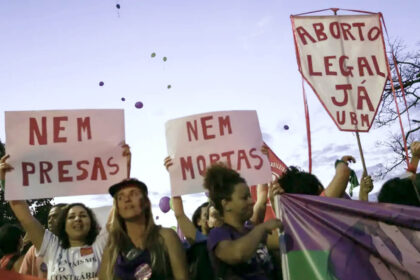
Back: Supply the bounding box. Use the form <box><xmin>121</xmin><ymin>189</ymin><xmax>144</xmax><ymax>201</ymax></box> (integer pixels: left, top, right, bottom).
<box><xmin>334</xmin><ymin>7</ymin><xmax>369</xmax><ymax>175</ymax></box>
<box><xmin>274</xmin><ymin>195</ymin><xmax>290</xmax><ymax>280</ymax></box>
<box><xmin>355</xmin><ymin>132</ymin><xmax>368</xmax><ymax>175</ymax></box>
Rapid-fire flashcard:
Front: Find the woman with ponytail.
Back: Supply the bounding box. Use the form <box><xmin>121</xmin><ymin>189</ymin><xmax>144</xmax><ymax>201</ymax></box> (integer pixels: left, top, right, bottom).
<box><xmin>204</xmin><ymin>163</ymin><xmax>282</xmax><ymax>280</ymax></box>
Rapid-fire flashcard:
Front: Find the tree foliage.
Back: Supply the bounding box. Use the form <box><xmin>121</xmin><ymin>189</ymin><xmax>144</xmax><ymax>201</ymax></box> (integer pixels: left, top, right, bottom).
<box><xmin>0</xmin><ymin>140</ymin><xmax>53</xmax><ymax>228</ymax></box>
<box><xmin>374</xmin><ymin>41</ymin><xmax>420</xmax><ymax>178</ymax></box>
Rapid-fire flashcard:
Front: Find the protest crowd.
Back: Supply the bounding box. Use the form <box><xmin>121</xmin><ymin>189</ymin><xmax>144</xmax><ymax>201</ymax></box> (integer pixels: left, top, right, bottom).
<box><xmin>1</xmin><ymin>8</ymin><xmax>420</xmax><ymax>280</ymax></box>
<box><xmin>0</xmin><ymin>136</ymin><xmax>419</xmax><ymax>279</ymax></box>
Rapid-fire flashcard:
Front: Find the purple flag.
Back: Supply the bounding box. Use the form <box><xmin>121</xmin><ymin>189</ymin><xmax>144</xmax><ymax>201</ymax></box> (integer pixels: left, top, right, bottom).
<box><xmin>278</xmin><ymin>194</ymin><xmax>420</xmax><ymax>280</ymax></box>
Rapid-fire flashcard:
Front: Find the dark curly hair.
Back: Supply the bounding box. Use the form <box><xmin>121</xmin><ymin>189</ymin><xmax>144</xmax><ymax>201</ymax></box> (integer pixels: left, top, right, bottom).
<box><xmin>203</xmin><ymin>163</ymin><xmax>246</xmax><ymax>215</ymax></box>
<box><xmin>55</xmin><ymin>203</ymin><xmax>100</xmax><ymax>249</ymax></box>
<box><xmin>278</xmin><ymin>166</ymin><xmax>323</xmax><ymax>195</ymax></box>
<box><xmin>192</xmin><ymin>202</ymin><xmax>209</xmax><ymax>231</ymax></box>
<box><xmin>0</xmin><ymin>224</ymin><xmax>23</xmax><ymax>254</ymax></box>
<box><xmin>378</xmin><ymin>176</ymin><xmax>420</xmax><ymax>207</ymax></box>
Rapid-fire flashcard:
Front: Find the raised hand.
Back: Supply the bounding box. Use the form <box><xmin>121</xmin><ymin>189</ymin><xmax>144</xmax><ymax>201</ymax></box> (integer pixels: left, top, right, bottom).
<box><xmin>164</xmin><ymin>156</ymin><xmax>174</xmax><ymax>171</ymax></box>
<box><xmin>0</xmin><ymin>154</ymin><xmax>14</xmax><ymax>181</ymax></box>
<box><xmin>359</xmin><ymin>171</ymin><xmax>373</xmax><ymax>201</ymax></box>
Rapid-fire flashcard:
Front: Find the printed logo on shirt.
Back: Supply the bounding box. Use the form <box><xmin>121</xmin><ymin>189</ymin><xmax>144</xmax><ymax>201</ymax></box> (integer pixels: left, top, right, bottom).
<box><xmin>49</xmin><ymin>272</ymin><xmax>97</xmax><ymax>280</ymax></box>
<box><xmin>80</xmin><ymin>247</ymin><xmax>93</xmax><ymax>256</ymax></box>
<box><xmin>246</xmin><ymin>243</ymin><xmax>273</xmax><ymax>273</ymax></box>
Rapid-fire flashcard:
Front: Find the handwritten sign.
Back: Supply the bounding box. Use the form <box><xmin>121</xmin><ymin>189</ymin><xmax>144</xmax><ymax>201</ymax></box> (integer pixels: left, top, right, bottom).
<box><xmin>291</xmin><ymin>14</ymin><xmax>388</xmax><ymax>131</ymax></box>
<box><xmin>5</xmin><ymin>109</ymin><xmax>126</xmax><ymax>200</ymax></box>
<box><xmin>165</xmin><ymin>110</ymin><xmax>272</xmax><ymax>196</ymax></box>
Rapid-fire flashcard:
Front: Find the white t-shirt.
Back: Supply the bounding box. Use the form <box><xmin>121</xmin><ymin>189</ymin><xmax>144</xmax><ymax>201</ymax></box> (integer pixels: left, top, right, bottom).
<box><xmin>37</xmin><ymin>229</ymin><xmax>108</xmax><ymax>280</ymax></box>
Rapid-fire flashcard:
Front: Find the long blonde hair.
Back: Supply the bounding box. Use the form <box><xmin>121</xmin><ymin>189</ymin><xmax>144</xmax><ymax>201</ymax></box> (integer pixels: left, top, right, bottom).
<box><xmin>104</xmin><ymin>191</ymin><xmax>169</xmax><ymax>279</ymax></box>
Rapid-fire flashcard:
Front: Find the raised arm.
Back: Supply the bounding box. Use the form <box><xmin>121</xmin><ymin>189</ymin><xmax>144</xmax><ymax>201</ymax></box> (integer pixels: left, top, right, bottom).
<box><xmin>250</xmin><ymin>183</ymin><xmax>268</xmax><ymax>225</ymax></box>
<box><xmin>268</xmin><ymin>181</ymin><xmax>285</xmax><ymax>213</ymax></box>
<box><xmin>164</xmin><ymin>156</ymin><xmax>197</xmax><ymax>243</ymax></box>
<box><xmin>250</xmin><ymin>144</ymin><xmax>270</xmax><ymax>225</ymax></box>
<box><xmin>324</xmin><ymin>156</ymin><xmax>355</xmax><ymax>198</ymax></box>
<box><xmin>121</xmin><ymin>143</ymin><xmax>131</xmax><ymax>178</ymax></box>
<box><xmin>161</xmin><ymin>228</ymin><xmax>189</xmax><ymax>280</ymax></box>
<box><xmin>214</xmin><ymin>219</ymin><xmax>282</xmax><ymax>265</ymax></box>
<box><xmin>0</xmin><ymin>155</ymin><xmax>45</xmax><ymax>251</ymax></box>
<box><xmin>172</xmin><ymin>196</ymin><xmax>197</xmax><ymax>244</ymax></box>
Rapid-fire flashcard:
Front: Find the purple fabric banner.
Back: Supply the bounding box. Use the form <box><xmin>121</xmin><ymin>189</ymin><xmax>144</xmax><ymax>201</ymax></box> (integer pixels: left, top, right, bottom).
<box><xmin>278</xmin><ymin>194</ymin><xmax>420</xmax><ymax>280</ymax></box>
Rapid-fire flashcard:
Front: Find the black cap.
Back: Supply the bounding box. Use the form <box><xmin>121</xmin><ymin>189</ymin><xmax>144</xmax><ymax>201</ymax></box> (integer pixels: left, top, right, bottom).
<box><xmin>108</xmin><ymin>178</ymin><xmax>148</xmax><ymax>197</ymax></box>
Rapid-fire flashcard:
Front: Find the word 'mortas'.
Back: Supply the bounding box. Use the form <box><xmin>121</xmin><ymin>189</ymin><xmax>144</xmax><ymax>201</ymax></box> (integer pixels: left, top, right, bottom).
<box><xmin>179</xmin><ymin>115</ymin><xmax>263</xmax><ymax>180</ymax></box>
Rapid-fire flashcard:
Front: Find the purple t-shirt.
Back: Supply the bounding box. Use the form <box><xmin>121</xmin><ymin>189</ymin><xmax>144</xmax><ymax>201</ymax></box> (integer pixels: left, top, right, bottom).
<box><xmin>207</xmin><ymin>224</ymin><xmax>274</xmax><ymax>280</ymax></box>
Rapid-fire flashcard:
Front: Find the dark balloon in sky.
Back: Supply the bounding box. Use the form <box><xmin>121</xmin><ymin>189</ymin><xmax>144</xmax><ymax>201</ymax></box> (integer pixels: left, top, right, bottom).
<box><xmin>121</xmin><ymin>97</ymin><xmax>125</xmax><ymax>101</ymax></box>
<box><xmin>116</xmin><ymin>4</ymin><xmax>120</xmax><ymax>9</ymax></box>
<box><xmin>151</xmin><ymin>52</ymin><xmax>156</xmax><ymax>58</ymax></box>
<box><xmin>99</xmin><ymin>81</ymin><xmax>104</xmax><ymax>86</ymax></box>
<box><xmin>167</xmin><ymin>85</ymin><xmax>171</xmax><ymax>89</ymax></box>
<box><xmin>163</xmin><ymin>57</ymin><xmax>167</xmax><ymax>62</ymax></box>
<box><xmin>284</xmin><ymin>125</ymin><xmax>289</xmax><ymax>130</ymax></box>
<box><xmin>135</xmin><ymin>101</ymin><xmax>143</xmax><ymax>109</ymax></box>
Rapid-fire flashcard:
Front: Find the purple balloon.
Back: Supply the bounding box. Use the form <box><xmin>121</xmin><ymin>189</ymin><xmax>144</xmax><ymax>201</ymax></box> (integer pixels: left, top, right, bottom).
<box><xmin>135</xmin><ymin>101</ymin><xmax>143</xmax><ymax>109</ymax></box>
<box><xmin>155</xmin><ymin>216</ymin><xmax>159</xmax><ymax>220</ymax></box>
<box><xmin>99</xmin><ymin>81</ymin><xmax>104</xmax><ymax>86</ymax></box>
<box><xmin>159</xmin><ymin>196</ymin><xmax>171</xmax><ymax>213</ymax></box>
<box><xmin>121</xmin><ymin>97</ymin><xmax>125</xmax><ymax>101</ymax></box>
<box><xmin>284</xmin><ymin>125</ymin><xmax>289</xmax><ymax>130</ymax></box>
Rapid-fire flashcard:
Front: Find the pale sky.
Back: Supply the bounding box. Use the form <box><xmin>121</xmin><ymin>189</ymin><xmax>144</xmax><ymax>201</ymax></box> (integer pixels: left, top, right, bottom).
<box><xmin>1</xmin><ymin>0</ymin><xmax>419</xmax><ymax>227</ymax></box>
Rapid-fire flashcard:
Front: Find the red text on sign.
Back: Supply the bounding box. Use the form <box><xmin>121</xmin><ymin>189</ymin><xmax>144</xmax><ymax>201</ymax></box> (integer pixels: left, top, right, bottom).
<box><xmin>179</xmin><ymin>148</ymin><xmax>263</xmax><ymax>180</ymax></box>
<box><xmin>306</xmin><ymin>55</ymin><xmax>385</xmax><ymax>77</ymax></box>
<box><xmin>29</xmin><ymin>116</ymin><xmax>92</xmax><ymax>145</ymax></box>
<box><xmin>296</xmin><ymin>21</ymin><xmax>381</xmax><ymax>45</ymax></box>
<box><xmin>21</xmin><ymin>156</ymin><xmax>119</xmax><ymax>186</ymax></box>
<box><xmin>186</xmin><ymin>115</ymin><xmax>232</xmax><ymax>142</ymax></box>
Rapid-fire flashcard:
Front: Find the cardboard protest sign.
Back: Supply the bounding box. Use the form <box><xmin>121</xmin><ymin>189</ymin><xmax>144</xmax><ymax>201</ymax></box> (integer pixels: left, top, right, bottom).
<box><xmin>5</xmin><ymin>109</ymin><xmax>126</xmax><ymax>200</ymax></box>
<box><xmin>165</xmin><ymin>110</ymin><xmax>271</xmax><ymax>196</ymax></box>
<box><xmin>291</xmin><ymin>14</ymin><xmax>388</xmax><ymax>131</ymax></box>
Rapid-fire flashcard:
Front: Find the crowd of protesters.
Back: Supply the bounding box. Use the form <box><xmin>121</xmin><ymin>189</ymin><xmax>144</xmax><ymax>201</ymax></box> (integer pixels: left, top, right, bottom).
<box><xmin>0</xmin><ymin>140</ymin><xmax>418</xmax><ymax>279</ymax></box>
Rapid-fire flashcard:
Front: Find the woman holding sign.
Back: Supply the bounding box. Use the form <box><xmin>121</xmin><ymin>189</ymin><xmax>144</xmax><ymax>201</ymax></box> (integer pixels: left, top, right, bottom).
<box><xmin>0</xmin><ymin>144</ymin><xmax>131</xmax><ymax>280</ymax></box>
<box><xmin>204</xmin><ymin>163</ymin><xmax>282</xmax><ymax>279</ymax></box>
<box><xmin>99</xmin><ymin>178</ymin><xmax>189</xmax><ymax>280</ymax></box>
<box><xmin>1</xmin><ymin>156</ymin><xmax>106</xmax><ymax>280</ymax></box>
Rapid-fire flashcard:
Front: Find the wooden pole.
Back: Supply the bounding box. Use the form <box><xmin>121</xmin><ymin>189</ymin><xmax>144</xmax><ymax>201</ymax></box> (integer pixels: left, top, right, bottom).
<box><xmin>355</xmin><ymin>132</ymin><xmax>368</xmax><ymax>175</ymax></box>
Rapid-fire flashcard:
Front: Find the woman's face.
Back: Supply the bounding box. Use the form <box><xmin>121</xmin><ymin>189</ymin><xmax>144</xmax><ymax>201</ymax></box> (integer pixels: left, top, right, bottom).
<box><xmin>65</xmin><ymin>206</ymin><xmax>91</xmax><ymax>242</ymax></box>
<box><xmin>207</xmin><ymin>206</ymin><xmax>223</xmax><ymax>229</ymax></box>
<box><xmin>116</xmin><ymin>186</ymin><xmax>147</xmax><ymax>220</ymax></box>
<box><xmin>197</xmin><ymin>206</ymin><xmax>209</xmax><ymax>232</ymax></box>
<box><xmin>225</xmin><ymin>182</ymin><xmax>254</xmax><ymax>222</ymax></box>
